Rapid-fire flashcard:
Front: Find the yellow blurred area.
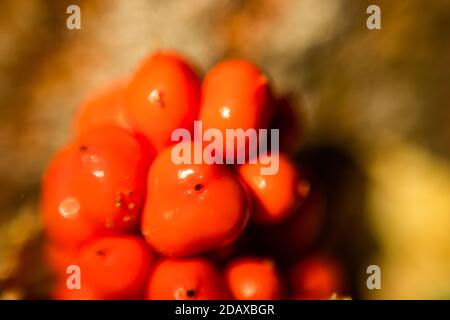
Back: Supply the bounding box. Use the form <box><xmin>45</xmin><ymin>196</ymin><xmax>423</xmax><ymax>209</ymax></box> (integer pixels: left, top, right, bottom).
<box><xmin>367</xmin><ymin>140</ymin><xmax>450</xmax><ymax>299</ymax></box>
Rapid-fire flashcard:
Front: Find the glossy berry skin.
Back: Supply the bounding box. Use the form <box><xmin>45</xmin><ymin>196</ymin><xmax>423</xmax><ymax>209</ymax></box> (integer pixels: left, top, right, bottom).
<box><xmin>73</xmin><ymin>126</ymin><xmax>152</xmax><ymax>227</ymax></box>
<box><xmin>41</xmin><ymin>144</ymin><xmax>103</xmax><ymax>249</ymax></box>
<box><xmin>141</xmin><ymin>142</ymin><xmax>249</xmax><ymax>257</ymax></box>
<box><xmin>124</xmin><ymin>51</ymin><xmax>201</xmax><ymax>152</ymax></box>
<box><xmin>72</xmin><ymin>79</ymin><xmax>132</xmax><ymax>135</ymax></box>
<box><xmin>41</xmin><ymin>126</ymin><xmax>151</xmax><ymax>249</ymax></box>
<box><xmin>199</xmin><ymin>59</ymin><xmax>272</xmax><ymax>159</ymax></box>
<box><xmin>78</xmin><ymin>235</ymin><xmax>153</xmax><ymax>299</ymax></box>
<box><xmin>146</xmin><ymin>258</ymin><xmax>229</xmax><ymax>300</ymax></box>
<box><xmin>52</xmin><ymin>282</ymin><xmax>102</xmax><ymax>300</ymax></box>
<box><xmin>225</xmin><ymin>257</ymin><xmax>282</xmax><ymax>300</ymax></box>
<box><xmin>238</xmin><ymin>153</ymin><xmax>309</xmax><ymax>224</ymax></box>
<box><xmin>290</xmin><ymin>255</ymin><xmax>344</xmax><ymax>300</ymax></box>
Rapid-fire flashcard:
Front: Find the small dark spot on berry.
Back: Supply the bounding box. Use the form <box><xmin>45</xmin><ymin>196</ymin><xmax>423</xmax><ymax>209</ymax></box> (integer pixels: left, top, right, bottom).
<box><xmin>186</xmin><ymin>289</ymin><xmax>196</xmax><ymax>298</ymax></box>
<box><xmin>96</xmin><ymin>249</ymin><xmax>105</xmax><ymax>256</ymax></box>
<box><xmin>194</xmin><ymin>184</ymin><xmax>204</xmax><ymax>192</ymax></box>
<box><xmin>115</xmin><ymin>193</ymin><xmax>125</xmax><ymax>208</ymax></box>
<box><xmin>79</xmin><ymin>145</ymin><xmax>88</xmax><ymax>151</ymax></box>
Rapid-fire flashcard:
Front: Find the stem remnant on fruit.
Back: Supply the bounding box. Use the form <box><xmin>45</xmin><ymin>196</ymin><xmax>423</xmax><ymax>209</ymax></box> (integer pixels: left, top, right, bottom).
<box><xmin>186</xmin><ymin>289</ymin><xmax>196</xmax><ymax>298</ymax></box>
<box><xmin>148</xmin><ymin>89</ymin><xmax>164</xmax><ymax>108</ymax></box>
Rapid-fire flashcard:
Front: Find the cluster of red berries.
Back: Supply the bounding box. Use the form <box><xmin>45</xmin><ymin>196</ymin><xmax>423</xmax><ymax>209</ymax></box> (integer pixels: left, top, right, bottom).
<box><xmin>41</xmin><ymin>51</ymin><xmax>345</xmax><ymax>300</ymax></box>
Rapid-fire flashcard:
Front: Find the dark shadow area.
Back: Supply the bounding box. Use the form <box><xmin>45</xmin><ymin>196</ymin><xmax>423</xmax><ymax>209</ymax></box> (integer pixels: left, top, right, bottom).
<box><xmin>293</xmin><ymin>145</ymin><xmax>379</xmax><ymax>299</ymax></box>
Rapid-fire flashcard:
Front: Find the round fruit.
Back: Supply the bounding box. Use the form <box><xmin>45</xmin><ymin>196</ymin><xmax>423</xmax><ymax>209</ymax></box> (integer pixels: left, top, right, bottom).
<box><xmin>199</xmin><ymin>59</ymin><xmax>272</xmax><ymax>159</ymax></box>
<box><xmin>290</xmin><ymin>255</ymin><xmax>344</xmax><ymax>300</ymax></box>
<box><xmin>238</xmin><ymin>153</ymin><xmax>309</xmax><ymax>224</ymax></box>
<box><xmin>124</xmin><ymin>51</ymin><xmax>201</xmax><ymax>152</ymax></box>
<box><xmin>52</xmin><ymin>282</ymin><xmax>102</xmax><ymax>300</ymax></box>
<box><xmin>41</xmin><ymin>144</ymin><xmax>103</xmax><ymax>249</ymax></box>
<box><xmin>78</xmin><ymin>235</ymin><xmax>153</xmax><ymax>299</ymax></box>
<box><xmin>146</xmin><ymin>258</ymin><xmax>228</xmax><ymax>300</ymax></box>
<box><xmin>41</xmin><ymin>126</ymin><xmax>151</xmax><ymax>248</ymax></box>
<box><xmin>141</xmin><ymin>142</ymin><xmax>249</xmax><ymax>257</ymax></box>
<box><xmin>72</xmin><ymin>79</ymin><xmax>131</xmax><ymax>135</ymax></box>
<box><xmin>225</xmin><ymin>257</ymin><xmax>282</xmax><ymax>300</ymax></box>
<box><xmin>74</xmin><ymin>126</ymin><xmax>152</xmax><ymax>227</ymax></box>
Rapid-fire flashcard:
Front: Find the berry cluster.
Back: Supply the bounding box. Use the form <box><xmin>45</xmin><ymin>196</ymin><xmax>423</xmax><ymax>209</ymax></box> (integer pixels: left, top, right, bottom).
<box><xmin>42</xmin><ymin>51</ymin><xmax>344</xmax><ymax>300</ymax></box>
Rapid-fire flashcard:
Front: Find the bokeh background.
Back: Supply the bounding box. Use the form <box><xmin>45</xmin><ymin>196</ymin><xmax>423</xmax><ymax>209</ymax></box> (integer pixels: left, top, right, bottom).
<box><xmin>0</xmin><ymin>0</ymin><xmax>449</xmax><ymax>299</ymax></box>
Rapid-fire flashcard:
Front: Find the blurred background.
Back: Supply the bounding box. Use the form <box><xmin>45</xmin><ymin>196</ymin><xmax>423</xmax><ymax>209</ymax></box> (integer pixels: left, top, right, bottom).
<box><xmin>0</xmin><ymin>0</ymin><xmax>449</xmax><ymax>299</ymax></box>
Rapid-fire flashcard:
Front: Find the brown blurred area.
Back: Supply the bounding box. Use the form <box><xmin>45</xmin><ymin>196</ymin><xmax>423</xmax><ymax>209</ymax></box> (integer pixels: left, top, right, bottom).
<box><xmin>0</xmin><ymin>0</ymin><xmax>449</xmax><ymax>299</ymax></box>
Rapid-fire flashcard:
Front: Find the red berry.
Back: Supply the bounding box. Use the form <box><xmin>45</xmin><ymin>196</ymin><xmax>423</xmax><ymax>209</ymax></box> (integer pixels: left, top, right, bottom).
<box><xmin>225</xmin><ymin>257</ymin><xmax>283</xmax><ymax>300</ymax></box>
<box><xmin>199</xmin><ymin>59</ymin><xmax>273</xmax><ymax>159</ymax></box>
<box><xmin>124</xmin><ymin>51</ymin><xmax>201</xmax><ymax>152</ymax></box>
<box><xmin>41</xmin><ymin>144</ymin><xmax>102</xmax><ymax>249</ymax></box>
<box><xmin>290</xmin><ymin>255</ymin><xmax>344</xmax><ymax>300</ymax></box>
<box><xmin>73</xmin><ymin>126</ymin><xmax>152</xmax><ymax>227</ymax></box>
<box><xmin>41</xmin><ymin>126</ymin><xmax>152</xmax><ymax>248</ymax></box>
<box><xmin>72</xmin><ymin>79</ymin><xmax>132</xmax><ymax>135</ymax></box>
<box><xmin>238</xmin><ymin>153</ymin><xmax>309</xmax><ymax>224</ymax></box>
<box><xmin>141</xmin><ymin>141</ymin><xmax>248</xmax><ymax>257</ymax></box>
<box><xmin>52</xmin><ymin>282</ymin><xmax>102</xmax><ymax>300</ymax></box>
<box><xmin>78</xmin><ymin>235</ymin><xmax>153</xmax><ymax>299</ymax></box>
<box><xmin>146</xmin><ymin>258</ymin><xmax>229</xmax><ymax>300</ymax></box>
